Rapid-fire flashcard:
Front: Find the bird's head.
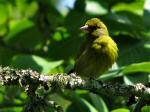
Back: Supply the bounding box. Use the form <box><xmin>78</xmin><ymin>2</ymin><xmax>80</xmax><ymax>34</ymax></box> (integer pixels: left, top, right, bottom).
<box><xmin>80</xmin><ymin>18</ymin><xmax>109</xmax><ymax>37</ymax></box>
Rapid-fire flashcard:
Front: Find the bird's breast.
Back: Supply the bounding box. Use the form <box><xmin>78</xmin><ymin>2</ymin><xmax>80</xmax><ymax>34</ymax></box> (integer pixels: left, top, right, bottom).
<box><xmin>75</xmin><ymin>37</ymin><xmax>118</xmax><ymax>78</ymax></box>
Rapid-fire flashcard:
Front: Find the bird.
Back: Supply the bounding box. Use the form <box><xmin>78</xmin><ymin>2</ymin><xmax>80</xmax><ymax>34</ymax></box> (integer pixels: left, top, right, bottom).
<box><xmin>74</xmin><ymin>18</ymin><xmax>118</xmax><ymax>79</ymax></box>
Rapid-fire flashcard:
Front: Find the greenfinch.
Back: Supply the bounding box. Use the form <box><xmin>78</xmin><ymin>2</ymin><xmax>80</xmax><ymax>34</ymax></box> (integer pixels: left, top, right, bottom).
<box><xmin>75</xmin><ymin>18</ymin><xmax>118</xmax><ymax>78</ymax></box>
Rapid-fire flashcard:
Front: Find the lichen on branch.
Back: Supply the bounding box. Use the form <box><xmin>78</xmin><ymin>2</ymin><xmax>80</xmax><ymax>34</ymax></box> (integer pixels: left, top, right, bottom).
<box><xmin>0</xmin><ymin>66</ymin><xmax>150</xmax><ymax>100</ymax></box>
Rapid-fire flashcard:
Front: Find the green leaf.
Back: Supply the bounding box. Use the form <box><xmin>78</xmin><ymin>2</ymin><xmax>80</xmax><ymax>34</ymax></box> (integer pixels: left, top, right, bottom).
<box><xmin>32</xmin><ymin>55</ymin><xmax>64</xmax><ymax>73</ymax></box>
<box><xmin>142</xmin><ymin>106</ymin><xmax>150</xmax><ymax>112</ymax></box>
<box><xmin>122</xmin><ymin>62</ymin><xmax>150</xmax><ymax>84</ymax></box>
<box><xmin>74</xmin><ymin>0</ymin><xmax>86</xmax><ymax>12</ymax></box>
<box><xmin>0</xmin><ymin>47</ymin><xmax>14</xmax><ymax>66</ymax></box>
<box><xmin>89</xmin><ymin>93</ymin><xmax>109</xmax><ymax>112</ymax></box>
<box><xmin>123</xmin><ymin>73</ymin><xmax>148</xmax><ymax>85</ymax></box>
<box><xmin>82</xmin><ymin>99</ymin><xmax>98</xmax><ymax>112</ymax></box>
<box><xmin>0</xmin><ymin>3</ymin><xmax>9</xmax><ymax>36</ymax></box>
<box><xmin>112</xmin><ymin>0</ymin><xmax>145</xmax><ymax>15</ymax></box>
<box><xmin>48</xmin><ymin>33</ymin><xmax>85</xmax><ymax>60</ymax></box>
<box><xmin>100</xmin><ymin>62</ymin><xmax>150</xmax><ymax>83</ymax></box>
<box><xmin>144</xmin><ymin>0</ymin><xmax>150</xmax><ymax>29</ymax></box>
<box><xmin>91</xmin><ymin>0</ymin><xmax>136</xmax><ymax>12</ymax></box>
<box><xmin>111</xmin><ymin>108</ymin><xmax>130</xmax><ymax>112</ymax></box>
<box><xmin>11</xmin><ymin>55</ymin><xmax>63</xmax><ymax>73</ymax></box>
<box><xmin>67</xmin><ymin>92</ymin><xmax>97</xmax><ymax>112</ymax></box>
<box><xmin>86</xmin><ymin>1</ymin><xmax>108</xmax><ymax>15</ymax></box>
<box><xmin>6</xmin><ymin>19</ymin><xmax>34</xmax><ymax>40</ymax></box>
<box><xmin>0</xmin><ymin>24</ymin><xmax>7</xmax><ymax>36</ymax></box>
<box><xmin>122</xmin><ymin>62</ymin><xmax>150</xmax><ymax>74</ymax></box>
<box><xmin>99</xmin><ymin>63</ymin><xmax>121</xmax><ymax>81</ymax></box>
<box><xmin>25</xmin><ymin>1</ymin><xmax>38</xmax><ymax>18</ymax></box>
<box><xmin>48</xmin><ymin>93</ymin><xmax>71</xmax><ymax>111</ymax></box>
<box><xmin>103</xmin><ymin>12</ymin><xmax>147</xmax><ymax>40</ymax></box>
<box><xmin>0</xmin><ymin>87</ymin><xmax>5</xmax><ymax>102</ymax></box>
<box><xmin>16</xmin><ymin>0</ymin><xmax>27</xmax><ymax>15</ymax></box>
<box><xmin>65</xmin><ymin>9</ymin><xmax>88</xmax><ymax>35</ymax></box>
<box><xmin>117</xmin><ymin>39</ymin><xmax>150</xmax><ymax>66</ymax></box>
<box><xmin>0</xmin><ymin>4</ymin><xmax>9</xmax><ymax>24</ymax></box>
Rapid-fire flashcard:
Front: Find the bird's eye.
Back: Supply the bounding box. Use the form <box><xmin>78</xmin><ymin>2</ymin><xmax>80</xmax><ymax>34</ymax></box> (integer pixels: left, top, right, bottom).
<box><xmin>89</xmin><ymin>26</ymin><xmax>97</xmax><ymax>30</ymax></box>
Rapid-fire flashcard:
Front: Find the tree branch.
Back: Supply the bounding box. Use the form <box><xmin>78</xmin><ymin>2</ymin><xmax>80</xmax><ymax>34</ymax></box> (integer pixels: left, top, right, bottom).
<box><xmin>0</xmin><ymin>37</ymin><xmax>46</xmax><ymax>56</ymax></box>
<box><xmin>0</xmin><ymin>103</ymin><xmax>24</xmax><ymax>109</ymax></box>
<box><xmin>0</xmin><ymin>66</ymin><xmax>150</xmax><ymax>100</ymax></box>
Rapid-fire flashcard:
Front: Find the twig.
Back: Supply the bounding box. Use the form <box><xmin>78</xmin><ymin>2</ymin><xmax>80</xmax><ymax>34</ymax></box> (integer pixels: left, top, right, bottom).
<box><xmin>0</xmin><ymin>103</ymin><xmax>24</xmax><ymax>109</ymax></box>
<box><xmin>0</xmin><ymin>38</ymin><xmax>45</xmax><ymax>56</ymax></box>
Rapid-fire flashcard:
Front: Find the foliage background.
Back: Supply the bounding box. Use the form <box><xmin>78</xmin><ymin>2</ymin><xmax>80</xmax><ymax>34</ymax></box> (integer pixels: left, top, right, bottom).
<box><xmin>0</xmin><ymin>0</ymin><xmax>150</xmax><ymax>111</ymax></box>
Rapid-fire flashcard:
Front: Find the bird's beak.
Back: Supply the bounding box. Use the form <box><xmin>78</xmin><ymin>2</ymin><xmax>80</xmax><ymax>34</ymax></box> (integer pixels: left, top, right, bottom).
<box><xmin>80</xmin><ymin>25</ymin><xmax>89</xmax><ymax>31</ymax></box>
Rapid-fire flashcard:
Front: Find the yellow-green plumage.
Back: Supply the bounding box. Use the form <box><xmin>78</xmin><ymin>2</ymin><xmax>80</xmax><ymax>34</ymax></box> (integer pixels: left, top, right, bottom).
<box><xmin>75</xmin><ymin>18</ymin><xmax>118</xmax><ymax>78</ymax></box>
